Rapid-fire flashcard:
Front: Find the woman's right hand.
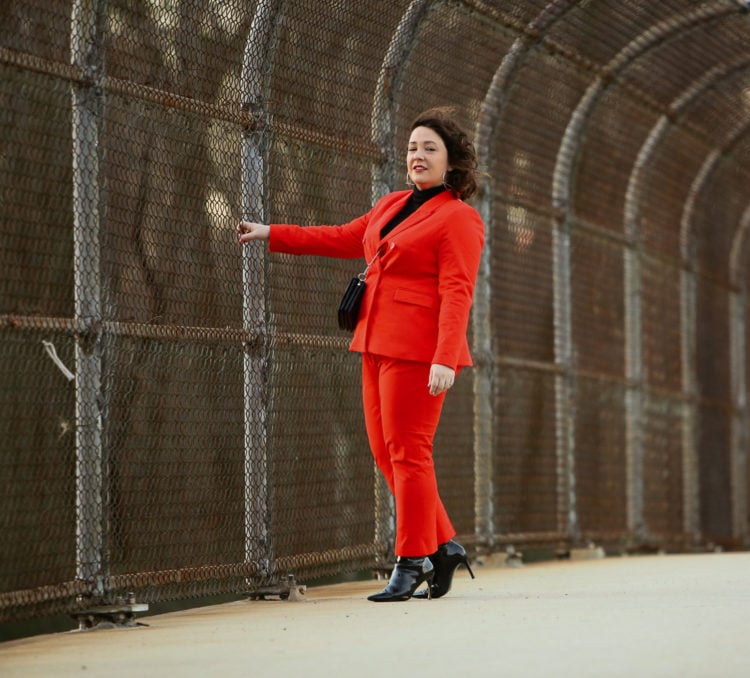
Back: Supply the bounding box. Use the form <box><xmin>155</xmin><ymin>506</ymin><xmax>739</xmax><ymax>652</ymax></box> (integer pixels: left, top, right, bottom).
<box><xmin>237</xmin><ymin>221</ymin><xmax>270</xmax><ymax>244</ymax></box>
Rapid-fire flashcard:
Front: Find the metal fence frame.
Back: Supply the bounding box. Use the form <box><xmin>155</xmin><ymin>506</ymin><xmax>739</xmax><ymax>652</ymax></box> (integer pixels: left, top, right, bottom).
<box><xmin>2</xmin><ymin>0</ymin><xmax>750</xmax><ymax>625</ymax></box>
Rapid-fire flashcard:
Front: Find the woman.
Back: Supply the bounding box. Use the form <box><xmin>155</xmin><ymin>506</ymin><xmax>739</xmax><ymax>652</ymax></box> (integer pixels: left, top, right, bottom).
<box><xmin>238</xmin><ymin>107</ymin><xmax>484</xmax><ymax>602</ymax></box>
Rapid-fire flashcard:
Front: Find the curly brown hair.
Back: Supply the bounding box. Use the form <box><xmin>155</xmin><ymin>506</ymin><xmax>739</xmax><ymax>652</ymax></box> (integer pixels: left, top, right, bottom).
<box><xmin>410</xmin><ymin>107</ymin><xmax>479</xmax><ymax>200</ymax></box>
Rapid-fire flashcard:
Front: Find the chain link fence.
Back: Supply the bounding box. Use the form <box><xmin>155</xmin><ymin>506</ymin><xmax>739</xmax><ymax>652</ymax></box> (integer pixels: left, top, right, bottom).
<box><xmin>2</xmin><ymin>0</ymin><xmax>750</xmax><ymax>624</ymax></box>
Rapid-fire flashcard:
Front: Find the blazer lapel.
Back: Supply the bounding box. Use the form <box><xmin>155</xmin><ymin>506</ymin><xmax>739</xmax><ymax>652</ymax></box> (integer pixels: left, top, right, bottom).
<box><xmin>363</xmin><ymin>191</ymin><xmax>409</xmax><ymax>256</ymax></box>
<box><xmin>379</xmin><ymin>190</ymin><xmax>454</xmax><ymax>241</ymax></box>
<box><xmin>377</xmin><ymin>191</ymin><xmax>411</xmax><ymax>225</ymax></box>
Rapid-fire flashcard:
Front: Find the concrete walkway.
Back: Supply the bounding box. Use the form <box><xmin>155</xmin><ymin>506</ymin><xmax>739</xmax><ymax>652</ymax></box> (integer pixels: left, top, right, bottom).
<box><xmin>1</xmin><ymin>552</ymin><xmax>749</xmax><ymax>678</ymax></box>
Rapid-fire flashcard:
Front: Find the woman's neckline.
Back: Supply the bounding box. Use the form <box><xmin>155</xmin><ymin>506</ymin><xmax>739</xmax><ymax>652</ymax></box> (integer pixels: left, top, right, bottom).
<box><xmin>411</xmin><ymin>184</ymin><xmax>446</xmax><ymax>203</ymax></box>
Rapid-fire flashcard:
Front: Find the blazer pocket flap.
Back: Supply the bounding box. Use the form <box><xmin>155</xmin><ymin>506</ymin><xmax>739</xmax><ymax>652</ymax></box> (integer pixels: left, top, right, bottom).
<box><xmin>393</xmin><ymin>287</ymin><xmax>437</xmax><ymax>309</ymax></box>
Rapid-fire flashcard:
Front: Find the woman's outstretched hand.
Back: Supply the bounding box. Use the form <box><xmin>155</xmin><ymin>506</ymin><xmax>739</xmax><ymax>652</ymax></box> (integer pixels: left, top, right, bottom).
<box><xmin>237</xmin><ymin>221</ymin><xmax>270</xmax><ymax>244</ymax></box>
<box><xmin>428</xmin><ymin>363</ymin><xmax>455</xmax><ymax>396</ymax></box>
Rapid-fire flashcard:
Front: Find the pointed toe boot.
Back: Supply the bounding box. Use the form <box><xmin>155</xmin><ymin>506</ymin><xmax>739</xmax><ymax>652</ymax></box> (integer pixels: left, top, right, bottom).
<box><xmin>367</xmin><ymin>557</ymin><xmax>435</xmax><ymax>602</ymax></box>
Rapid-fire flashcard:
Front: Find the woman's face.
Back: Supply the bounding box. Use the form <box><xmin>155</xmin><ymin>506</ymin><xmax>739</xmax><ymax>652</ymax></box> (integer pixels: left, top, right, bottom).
<box><xmin>407</xmin><ymin>126</ymin><xmax>451</xmax><ymax>190</ymax></box>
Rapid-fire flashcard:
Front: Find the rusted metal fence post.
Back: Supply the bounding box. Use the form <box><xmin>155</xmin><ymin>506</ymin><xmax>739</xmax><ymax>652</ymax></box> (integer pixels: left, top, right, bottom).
<box><xmin>71</xmin><ymin>0</ymin><xmax>107</xmax><ymax>599</ymax></box>
<box><xmin>240</xmin><ymin>0</ymin><xmax>280</xmax><ymax>580</ymax></box>
<box><xmin>552</xmin><ymin>102</ymin><xmax>579</xmax><ymax>548</ymax></box>
<box><xmin>729</xmin><ymin>203</ymin><xmax>750</xmax><ymax>546</ymax></box>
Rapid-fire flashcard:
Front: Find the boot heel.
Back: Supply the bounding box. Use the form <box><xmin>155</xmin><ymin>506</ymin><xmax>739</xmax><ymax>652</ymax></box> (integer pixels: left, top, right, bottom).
<box><xmin>412</xmin><ymin>540</ymin><xmax>474</xmax><ymax>599</ymax></box>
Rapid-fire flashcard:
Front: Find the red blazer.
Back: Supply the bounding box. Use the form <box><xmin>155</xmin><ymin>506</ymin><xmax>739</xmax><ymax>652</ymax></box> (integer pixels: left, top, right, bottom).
<box><xmin>269</xmin><ymin>190</ymin><xmax>485</xmax><ymax>369</ymax></box>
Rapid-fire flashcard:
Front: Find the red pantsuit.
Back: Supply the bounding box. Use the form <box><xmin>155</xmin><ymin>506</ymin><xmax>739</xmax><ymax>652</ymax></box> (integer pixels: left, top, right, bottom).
<box><xmin>362</xmin><ymin>354</ymin><xmax>455</xmax><ymax>556</ymax></box>
<box><xmin>269</xmin><ymin>189</ymin><xmax>484</xmax><ymax>557</ymax></box>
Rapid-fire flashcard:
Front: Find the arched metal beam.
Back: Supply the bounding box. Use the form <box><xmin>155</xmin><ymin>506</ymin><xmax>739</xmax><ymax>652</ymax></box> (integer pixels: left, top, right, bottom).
<box><xmin>240</xmin><ymin>0</ymin><xmax>283</xmax><ymax>579</ymax></box>
<box><xmin>554</xmin><ymin>2</ymin><xmax>737</xmax><ymax>212</ymax></box>
<box><xmin>624</xmin><ymin>53</ymin><xmax>750</xmax><ymax>546</ymax></box>
<box><xmin>371</xmin><ymin>0</ymin><xmax>434</xmax><ymax>202</ymax></box>
<box><xmin>551</xmin><ymin>1</ymin><xmax>739</xmax><ymax>548</ymax></box>
<box><xmin>625</xmin><ymin>53</ymin><xmax>750</xmax><ymax>243</ymax></box>
<box><xmin>678</xmin><ymin>118</ymin><xmax>750</xmax><ymax>547</ymax></box>
<box><xmin>730</xmin><ymin>201</ymin><xmax>750</xmax><ymax>288</ymax></box>
<box><xmin>474</xmin><ymin>0</ymin><xmax>578</xmax><ymax>171</ymax></box>
<box><xmin>473</xmin><ymin>0</ymin><xmax>579</xmax><ymax>549</ymax></box>
<box><xmin>680</xmin><ymin>121</ymin><xmax>750</xmax><ymax>264</ymax></box>
<box><xmin>729</xmin><ymin>201</ymin><xmax>750</xmax><ymax>544</ymax></box>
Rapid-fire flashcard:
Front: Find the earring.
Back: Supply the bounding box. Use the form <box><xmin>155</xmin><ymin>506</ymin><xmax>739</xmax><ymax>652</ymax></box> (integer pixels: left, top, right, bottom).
<box><xmin>406</xmin><ymin>172</ymin><xmax>415</xmax><ymax>187</ymax></box>
<box><xmin>442</xmin><ymin>171</ymin><xmax>452</xmax><ymax>190</ymax></box>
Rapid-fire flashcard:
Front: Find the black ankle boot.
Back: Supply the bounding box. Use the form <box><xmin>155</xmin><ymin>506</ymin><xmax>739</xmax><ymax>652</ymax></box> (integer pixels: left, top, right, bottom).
<box><xmin>412</xmin><ymin>540</ymin><xmax>475</xmax><ymax>599</ymax></box>
<box><xmin>367</xmin><ymin>557</ymin><xmax>435</xmax><ymax>602</ymax></box>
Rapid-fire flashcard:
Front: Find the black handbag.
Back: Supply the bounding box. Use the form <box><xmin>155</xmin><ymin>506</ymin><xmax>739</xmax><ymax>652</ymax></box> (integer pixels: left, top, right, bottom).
<box><xmin>337</xmin><ymin>245</ymin><xmax>385</xmax><ymax>332</ymax></box>
<box><xmin>337</xmin><ymin>275</ymin><xmax>367</xmax><ymax>331</ymax></box>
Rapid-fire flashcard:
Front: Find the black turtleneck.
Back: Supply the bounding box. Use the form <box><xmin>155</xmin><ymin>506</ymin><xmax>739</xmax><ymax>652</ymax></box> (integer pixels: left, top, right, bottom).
<box><xmin>380</xmin><ymin>185</ymin><xmax>447</xmax><ymax>239</ymax></box>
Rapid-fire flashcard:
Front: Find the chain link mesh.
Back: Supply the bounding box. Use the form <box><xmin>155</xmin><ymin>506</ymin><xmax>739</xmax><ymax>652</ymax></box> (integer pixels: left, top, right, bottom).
<box><xmin>3</xmin><ymin>0</ymin><xmax>750</xmax><ymax>624</ymax></box>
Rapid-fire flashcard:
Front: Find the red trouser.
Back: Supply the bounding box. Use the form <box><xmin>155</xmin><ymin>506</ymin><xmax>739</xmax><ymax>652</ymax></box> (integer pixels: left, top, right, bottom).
<box><xmin>361</xmin><ymin>353</ymin><xmax>456</xmax><ymax>557</ymax></box>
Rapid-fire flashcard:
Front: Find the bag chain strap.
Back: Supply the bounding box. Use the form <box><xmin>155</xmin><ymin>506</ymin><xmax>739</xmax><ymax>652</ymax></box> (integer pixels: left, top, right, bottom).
<box><xmin>358</xmin><ymin>244</ymin><xmax>387</xmax><ymax>281</ymax></box>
